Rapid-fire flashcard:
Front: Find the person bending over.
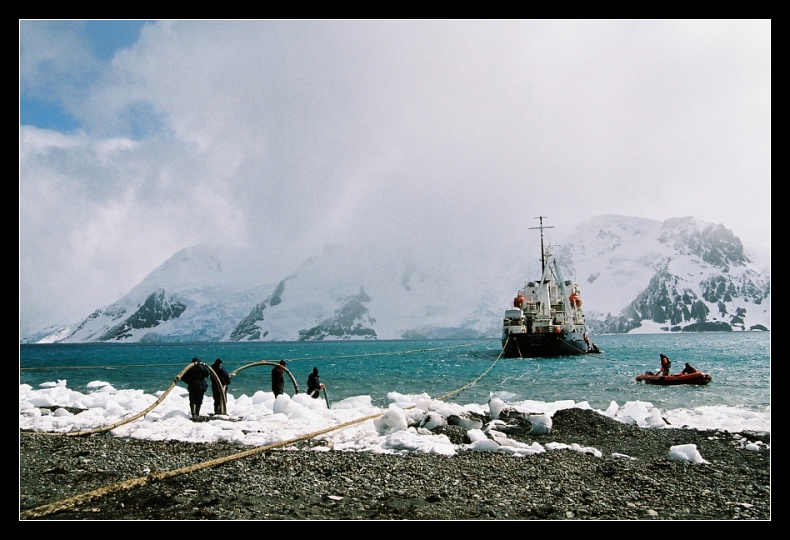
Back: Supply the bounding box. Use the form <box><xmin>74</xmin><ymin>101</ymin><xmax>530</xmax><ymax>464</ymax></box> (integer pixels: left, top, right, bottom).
<box><xmin>307</xmin><ymin>367</ymin><xmax>325</xmax><ymax>399</ymax></box>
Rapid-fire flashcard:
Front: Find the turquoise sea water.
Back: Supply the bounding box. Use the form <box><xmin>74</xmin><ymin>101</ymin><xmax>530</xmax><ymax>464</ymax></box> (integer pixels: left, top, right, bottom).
<box><xmin>19</xmin><ymin>333</ymin><xmax>770</xmax><ymax>414</ymax></box>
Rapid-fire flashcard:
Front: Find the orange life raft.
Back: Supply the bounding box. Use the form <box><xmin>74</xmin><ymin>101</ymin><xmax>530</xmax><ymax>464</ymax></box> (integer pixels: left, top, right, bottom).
<box><xmin>635</xmin><ymin>371</ymin><xmax>712</xmax><ymax>386</ymax></box>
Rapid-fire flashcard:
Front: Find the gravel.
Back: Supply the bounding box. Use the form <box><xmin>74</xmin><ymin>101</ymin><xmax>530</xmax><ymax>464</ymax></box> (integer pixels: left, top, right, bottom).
<box><xmin>19</xmin><ymin>408</ymin><xmax>770</xmax><ymax>520</ymax></box>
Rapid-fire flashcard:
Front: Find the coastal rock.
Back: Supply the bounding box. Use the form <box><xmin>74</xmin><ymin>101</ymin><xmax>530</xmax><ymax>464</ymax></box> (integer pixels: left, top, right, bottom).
<box><xmin>447</xmin><ymin>413</ymin><xmax>484</xmax><ymax>431</ymax></box>
<box><xmin>487</xmin><ymin>402</ymin><xmax>553</xmax><ymax>436</ymax></box>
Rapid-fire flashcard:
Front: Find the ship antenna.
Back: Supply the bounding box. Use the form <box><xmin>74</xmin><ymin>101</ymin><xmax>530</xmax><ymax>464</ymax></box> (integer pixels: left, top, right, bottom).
<box><xmin>529</xmin><ymin>216</ymin><xmax>553</xmax><ymax>273</ymax></box>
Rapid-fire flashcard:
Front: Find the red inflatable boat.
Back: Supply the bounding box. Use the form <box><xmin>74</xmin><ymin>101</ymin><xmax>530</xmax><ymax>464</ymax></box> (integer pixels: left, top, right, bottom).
<box><xmin>635</xmin><ymin>371</ymin><xmax>712</xmax><ymax>386</ymax></box>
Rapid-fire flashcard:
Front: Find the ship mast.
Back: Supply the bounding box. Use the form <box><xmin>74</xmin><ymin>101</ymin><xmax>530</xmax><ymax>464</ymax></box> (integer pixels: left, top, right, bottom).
<box><xmin>529</xmin><ymin>216</ymin><xmax>553</xmax><ymax>273</ymax></box>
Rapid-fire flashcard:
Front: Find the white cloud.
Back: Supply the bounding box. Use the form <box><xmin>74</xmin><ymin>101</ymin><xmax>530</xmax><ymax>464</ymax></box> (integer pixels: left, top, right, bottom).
<box><xmin>19</xmin><ymin>20</ymin><xmax>771</xmax><ymax>334</ymax></box>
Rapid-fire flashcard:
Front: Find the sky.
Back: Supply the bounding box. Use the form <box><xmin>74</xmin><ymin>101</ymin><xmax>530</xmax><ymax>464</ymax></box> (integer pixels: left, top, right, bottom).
<box><xmin>19</xmin><ymin>20</ymin><xmax>772</xmax><ymax>335</ymax></box>
<box><xmin>19</xmin><ymin>378</ymin><xmax>770</xmax><ymax>458</ymax></box>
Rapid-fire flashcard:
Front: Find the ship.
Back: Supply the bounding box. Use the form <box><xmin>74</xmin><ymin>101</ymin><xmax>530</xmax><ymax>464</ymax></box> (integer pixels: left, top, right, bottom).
<box><xmin>501</xmin><ymin>216</ymin><xmax>597</xmax><ymax>358</ymax></box>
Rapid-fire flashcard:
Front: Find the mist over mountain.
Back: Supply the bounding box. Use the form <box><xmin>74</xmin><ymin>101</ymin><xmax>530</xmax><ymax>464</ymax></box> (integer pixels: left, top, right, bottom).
<box><xmin>23</xmin><ymin>215</ymin><xmax>770</xmax><ymax>344</ymax></box>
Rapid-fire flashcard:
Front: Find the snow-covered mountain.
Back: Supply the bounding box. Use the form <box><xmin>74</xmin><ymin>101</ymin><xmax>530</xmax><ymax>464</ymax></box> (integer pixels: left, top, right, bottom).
<box><xmin>556</xmin><ymin>215</ymin><xmax>770</xmax><ymax>334</ymax></box>
<box><xmin>23</xmin><ymin>215</ymin><xmax>770</xmax><ymax>344</ymax></box>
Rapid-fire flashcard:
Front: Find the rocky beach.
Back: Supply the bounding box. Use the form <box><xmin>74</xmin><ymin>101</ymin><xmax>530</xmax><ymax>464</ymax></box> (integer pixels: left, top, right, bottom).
<box><xmin>20</xmin><ymin>408</ymin><xmax>770</xmax><ymax>520</ymax></box>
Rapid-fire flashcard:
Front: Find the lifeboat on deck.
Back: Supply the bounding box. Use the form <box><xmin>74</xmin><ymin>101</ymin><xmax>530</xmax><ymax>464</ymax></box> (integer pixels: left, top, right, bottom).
<box><xmin>513</xmin><ymin>295</ymin><xmax>526</xmax><ymax>308</ymax></box>
<box><xmin>569</xmin><ymin>293</ymin><xmax>582</xmax><ymax>308</ymax></box>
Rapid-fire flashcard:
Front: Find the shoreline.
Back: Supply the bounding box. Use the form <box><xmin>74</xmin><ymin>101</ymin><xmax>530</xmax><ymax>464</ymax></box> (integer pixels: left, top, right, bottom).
<box><xmin>20</xmin><ymin>409</ymin><xmax>770</xmax><ymax>520</ymax></box>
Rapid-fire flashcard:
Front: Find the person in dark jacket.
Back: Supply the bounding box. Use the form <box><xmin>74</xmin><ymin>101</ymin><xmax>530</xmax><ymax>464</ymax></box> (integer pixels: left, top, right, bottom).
<box><xmin>306</xmin><ymin>367</ymin><xmax>325</xmax><ymax>399</ymax></box>
<box><xmin>272</xmin><ymin>360</ymin><xmax>287</xmax><ymax>397</ymax></box>
<box><xmin>183</xmin><ymin>357</ymin><xmax>210</xmax><ymax>419</ymax></box>
<box><xmin>211</xmin><ymin>358</ymin><xmax>231</xmax><ymax>415</ymax></box>
<box><xmin>680</xmin><ymin>362</ymin><xmax>698</xmax><ymax>375</ymax></box>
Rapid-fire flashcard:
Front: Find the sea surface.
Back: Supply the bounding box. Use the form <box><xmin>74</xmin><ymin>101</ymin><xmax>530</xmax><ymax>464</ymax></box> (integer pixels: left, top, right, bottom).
<box><xmin>20</xmin><ymin>332</ymin><xmax>770</xmax><ymax>420</ymax></box>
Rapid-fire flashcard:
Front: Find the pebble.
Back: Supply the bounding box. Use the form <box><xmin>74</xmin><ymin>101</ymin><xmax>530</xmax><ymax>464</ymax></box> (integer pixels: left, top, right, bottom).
<box><xmin>20</xmin><ymin>408</ymin><xmax>770</xmax><ymax>520</ymax></box>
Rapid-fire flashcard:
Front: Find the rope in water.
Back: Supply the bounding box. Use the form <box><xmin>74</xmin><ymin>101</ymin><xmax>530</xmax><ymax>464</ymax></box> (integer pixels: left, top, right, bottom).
<box><xmin>19</xmin><ymin>341</ymin><xmax>485</xmax><ymax>371</ymax></box>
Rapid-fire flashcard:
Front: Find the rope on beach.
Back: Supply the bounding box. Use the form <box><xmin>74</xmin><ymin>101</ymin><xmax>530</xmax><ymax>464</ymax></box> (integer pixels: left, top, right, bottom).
<box><xmin>21</xmin><ymin>339</ymin><xmax>508</xmax><ymax>519</ymax></box>
<box><xmin>20</xmin><ymin>409</ymin><xmax>391</xmax><ymax>520</ymax></box>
